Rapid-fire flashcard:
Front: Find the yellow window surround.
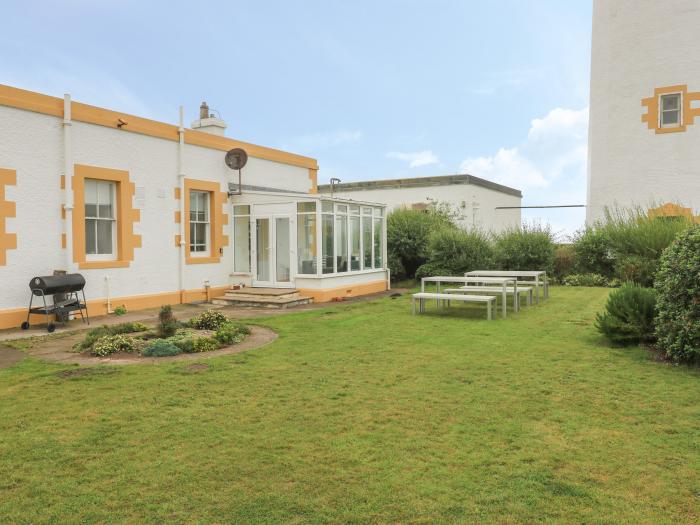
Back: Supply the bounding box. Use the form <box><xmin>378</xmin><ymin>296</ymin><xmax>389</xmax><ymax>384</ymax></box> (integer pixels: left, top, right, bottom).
<box><xmin>0</xmin><ymin>168</ymin><xmax>17</xmax><ymax>266</ymax></box>
<box><xmin>72</xmin><ymin>164</ymin><xmax>141</xmax><ymax>269</ymax></box>
<box><xmin>642</xmin><ymin>85</ymin><xmax>700</xmax><ymax>134</ymax></box>
<box><xmin>180</xmin><ymin>179</ymin><xmax>229</xmax><ymax>265</ymax></box>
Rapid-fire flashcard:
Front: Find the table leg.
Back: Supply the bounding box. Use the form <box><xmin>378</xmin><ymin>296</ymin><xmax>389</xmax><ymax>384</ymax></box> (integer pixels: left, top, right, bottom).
<box><xmin>437</xmin><ymin>282</ymin><xmax>441</xmax><ymax>308</ymax></box>
<box><xmin>412</xmin><ymin>296</ymin><xmax>415</xmax><ymax>315</ymax></box>
<box><xmin>421</xmin><ymin>278</ymin><xmax>425</xmax><ymax>293</ymax></box>
<box><xmin>514</xmin><ymin>280</ymin><xmax>519</xmax><ymax>312</ymax></box>
<box><xmin>544</xmin><ymin>273</ymin><xmax>549</xmax><ymax>299</ymax></box>
<box><xmin>487</xmin><ymin>301</ymin><xmax>492</xmax><ymax>321</ymax></box>
<box><xmin>502</xmin><ymin>284</ymin><xmax>507</xmax><ymax>319</ymax></box>
<box><xmin>535</xmin><ymin>276</ymin><xmax>540</xmax><ymax>304</ymax></box>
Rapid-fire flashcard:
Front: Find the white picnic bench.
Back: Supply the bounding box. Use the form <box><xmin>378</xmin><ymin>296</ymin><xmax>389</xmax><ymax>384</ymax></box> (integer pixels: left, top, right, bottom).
<box><xmin>443</xmin><ymin>285</ymin><xmax>533</xmax><ymax>307</ymax></box>
<box><xmin>465</xmin><ymin>270</ymin><xmax>549</xmax><ymax>303</ymax></box>
<box><xmin>420</xmin><ymin>276</ymin><xmax>519</xmax><ymax>318</ymax></box>
<box><xmin>412</xmin><ymin>293</ymin><xmax>497</xmax><ymax>320</ymax></box>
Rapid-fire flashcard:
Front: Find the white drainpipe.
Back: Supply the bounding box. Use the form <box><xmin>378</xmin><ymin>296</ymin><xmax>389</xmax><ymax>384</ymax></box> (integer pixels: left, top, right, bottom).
<box><xmin>105</xmin><ymin>275</ymin><xmax>113</xmax><ymax>314</ymax></box>
<box><xmin>178</xmin><ymin>106</ymin><xmax>186</xmax><ymax>302</ymax></box>
<box><xmin>63</xmin><ymin>94</ymin><xmax>74</xmax><ymax>273</ymax></box>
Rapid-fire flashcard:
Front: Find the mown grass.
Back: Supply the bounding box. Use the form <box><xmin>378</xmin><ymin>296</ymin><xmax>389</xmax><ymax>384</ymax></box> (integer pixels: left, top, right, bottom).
<box><xmin>0</xmin><ymin>287</ymin><xmax>698</xmax><ymax>524</ymax></box>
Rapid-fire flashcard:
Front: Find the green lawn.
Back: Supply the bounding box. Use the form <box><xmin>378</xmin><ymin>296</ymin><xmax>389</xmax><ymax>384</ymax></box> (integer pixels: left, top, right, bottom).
<box><xmin>1</xmin><ymin>287</ymin><xmax>698</xmax><ymax>524</ymax></box>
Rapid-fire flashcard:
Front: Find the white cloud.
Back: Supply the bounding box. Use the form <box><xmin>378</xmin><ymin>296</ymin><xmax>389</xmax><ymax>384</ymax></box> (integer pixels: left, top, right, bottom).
<box><xmin>387</xmin><ymin>150</ymin><xmax>440</xmax><ymax>168</ymax></box>
<box><xmin>461</xmin><ymin>107</ymin><xmax>589</xmax><ymax>192</ymax></box>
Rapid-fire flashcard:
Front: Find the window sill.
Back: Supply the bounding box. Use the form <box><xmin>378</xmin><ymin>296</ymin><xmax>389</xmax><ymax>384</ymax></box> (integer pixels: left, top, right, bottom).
<box><xmin>656</xmin><ymin>125</ymin><xmax>686</xmax><ymax>134</ymax></box>
<box><xmin>296</xmin><ymin>268</ymin><xmax>387</xmax><ymax>279</ymax></box>
<box><xmin>186</xmin><ymin>256</ymin><xmax>221</xmax><ymax>265</ymax></box>
<box><xmin>79</xmin><ymin>260</ymin><xmax>131</xmax><ymax>269</ymax></box>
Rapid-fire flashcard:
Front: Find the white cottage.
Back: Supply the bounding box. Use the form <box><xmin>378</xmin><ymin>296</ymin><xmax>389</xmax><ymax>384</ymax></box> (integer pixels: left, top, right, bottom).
<box><xmin>0</xmin><ymin>84</ymin><xmax>388</xmax><ymax>329</ymax></box>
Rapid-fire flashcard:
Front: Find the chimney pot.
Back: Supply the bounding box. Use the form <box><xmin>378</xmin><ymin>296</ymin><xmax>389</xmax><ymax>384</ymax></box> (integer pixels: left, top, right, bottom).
<box><xmin>199</xmin><ymin>101</ymin><xmax>209</xmax><ymax>120</ymax></box>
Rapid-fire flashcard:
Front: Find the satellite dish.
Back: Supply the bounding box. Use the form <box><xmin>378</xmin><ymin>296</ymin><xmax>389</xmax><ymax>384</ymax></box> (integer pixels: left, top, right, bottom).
<box><xmin>225</xmin><ymin>148</ymin><xmax>248</xmax><ymax>170</ymax></box>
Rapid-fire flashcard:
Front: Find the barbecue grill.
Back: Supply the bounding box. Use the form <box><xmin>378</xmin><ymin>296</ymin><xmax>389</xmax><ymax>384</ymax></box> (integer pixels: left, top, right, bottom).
<box><xmin>21</xmin><ymin>273</ymin><xmax>90</xmax><ymax>332</ymax></box>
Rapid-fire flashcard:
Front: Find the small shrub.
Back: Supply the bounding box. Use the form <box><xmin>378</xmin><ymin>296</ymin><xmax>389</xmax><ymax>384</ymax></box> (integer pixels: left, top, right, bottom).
<box><xmin>654</xmin><ymin>225</ymin><xmax>700</xmax><ymax>363</ymax></box>
<box><xmin>415</xmin><ymin>262</ymin><xmax>454</xmax><ymax>280</ymax></box>
<box><xmin>387</xmin><ymin>252</ymin><xmax>406</xmax><ymax>282</ymax></box>
<box><xmin>493</xmin><ymin>223</ymin><xmax>555</xmax><ymax>274</ymax></box>
<box><xmin>192</xmin><ymin>337</ymin><xmax>220</xmax><ymax>353</ymax></box>
<box><xmin>90</xmin><ymin>334</ymin><xmax>136</xmax><ymax>357</ymax></box>
<box><xmin>141</xmin><ymin>339</ymin><xmax>182</xmax><ymax>357</ymax></box>
<box><xmin>563</xmin><ymin>273</ymin><xmax>610</xmax><ymax>287</ymax></box>
<box><xmin>113</xmin><ymin>305</ymin><xmax>127</xmax><ymax>316</ymax></box>
<box><xmin>595</xmin><ymin>284</ymin><xmax>657</xmax><ymax>346</ymax></box>
<box><xmin>214</xmin><ymin>322</ymin><xmax>251</xmax><ymax>345</ymax></box>
<box><xmin>158</xmin><ymin>305</ymin><xmax>178</xmax><ymax>338</ymax></box>
<box><xmin>75</xmin><ymin>322</ymin><xmax>148</xmax><ymax>352</ymax></box>
<box><xmin>190</xmin><ymin>310</ymin><xmax>228</xmax><ymax>330</ymax></box>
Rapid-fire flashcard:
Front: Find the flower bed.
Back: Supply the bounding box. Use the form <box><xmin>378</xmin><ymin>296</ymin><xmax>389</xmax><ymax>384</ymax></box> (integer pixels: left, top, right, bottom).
<box><xmin>74</xmin><ymin>308</ymin><xmax>251</xmax><ymax>358</ymax></box>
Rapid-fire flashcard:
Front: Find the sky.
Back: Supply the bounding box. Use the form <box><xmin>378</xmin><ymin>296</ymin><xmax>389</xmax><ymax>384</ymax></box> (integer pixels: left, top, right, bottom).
<box><xmin>1</xmin><ymin>0</ymin><xmax>592</xmax><ymax>238</ymax></box>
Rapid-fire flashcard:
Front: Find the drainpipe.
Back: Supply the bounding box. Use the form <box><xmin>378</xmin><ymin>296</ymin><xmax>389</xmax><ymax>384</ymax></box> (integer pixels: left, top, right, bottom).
<box><xmin>63</xmin><ymin>94</ymin><xmax>74</xmax><ymax>273</ymax></box>
<box><xmin>105</xmin><ymin>275</ymin><xmax>113</xmax><ymax>314</ymax></box>
<box><xmin>178</xmin><ymin>106</ymin><xmax>186</xmax><ymax>303</ymax></box>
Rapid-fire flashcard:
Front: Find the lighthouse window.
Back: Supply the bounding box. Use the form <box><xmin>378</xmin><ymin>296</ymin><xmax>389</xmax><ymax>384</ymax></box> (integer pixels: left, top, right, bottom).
<box><xmin>660</xmin><ymin>93</ymin><xmax>682</xmax><ymax>128</ymax></box>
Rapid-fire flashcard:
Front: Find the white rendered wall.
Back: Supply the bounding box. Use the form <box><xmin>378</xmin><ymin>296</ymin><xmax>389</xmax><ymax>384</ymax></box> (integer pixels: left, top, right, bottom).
<box><xmin>0</xmin><ymin>104</ymin><xmax>313</xmax><ymax>311</ymax></box>
<box><xmin>587</xmin><ymin>0</ymin><xmax>700</xmax><ymax>223</ymax></box>
<box><xmin>329</xmin><ymin>185</ymin><xmax>521</xmax><ymax>233</ymax></box>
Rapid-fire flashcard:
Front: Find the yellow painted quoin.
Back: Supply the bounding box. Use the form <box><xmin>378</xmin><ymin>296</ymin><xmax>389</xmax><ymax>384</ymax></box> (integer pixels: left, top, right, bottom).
<box><xmin>0</xmin><ymin>168</ymin><xmax>17</xmax><ymax>266</ymax></box>
<box><xmin>648</xmin><ymin>202</ymin><xmax>700</xmax><ymax>222</ymax></box>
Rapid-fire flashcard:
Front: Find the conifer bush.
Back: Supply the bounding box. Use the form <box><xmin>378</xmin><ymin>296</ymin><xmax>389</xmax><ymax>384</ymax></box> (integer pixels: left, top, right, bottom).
<box><xmin>595</xmin><ymin>284</ymin><xmax>657</xmax><ymax>346</ymax></box>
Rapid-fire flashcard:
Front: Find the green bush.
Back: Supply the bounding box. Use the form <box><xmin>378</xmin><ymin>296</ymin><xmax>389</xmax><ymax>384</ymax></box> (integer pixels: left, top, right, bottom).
<box><xmin>192</xmin><ymin>337</ymin><xmax>220</xmax><ymax>353</ymax></box>
<box><xmin>190</xmin><ymin>310</ymin><xmax>228</xmax><ymax>330</ymax></box>
<box><xmin>414</xmin><ymin>262</ymin><xmax>454</xmax><ymax>280</ymax></box>
<box><xmin>597</xmin><ymin>207</ymin><xmax>694</xmax><ymax>286</ymax></box>
<box><xmin>158</xmin><ymin>305</ymin><xmax>178</xmax><ymax>338</ymax></box>
<box><xmin>387</xmin><ymin>208</ymin><xmax>455</xmax><ymax>280</ymax></box>
<box><xmin>75</xmin><ymin>322</ymin><xmax>148</xmax><ymax>352</ymax></box>
<box><xmin>422</xmin><ymin>228</ymin><xmax>493</xmax><ymax>276</ymax></box>
<box><xmin>141</xmin><ymin>339</ymin><xmax>182</xmax><ymax>357</ymax></box>
<box><xmin>571</xmin><ymin>227</ymin><xmax>614</xmax><ymax>277</ymax></box>
<box><xmin>113</xmin><ymin>305</ymin><xmax>127</xmax><ymax>316</ymax></box>
<box><xmin>595</xmin><ymin>284</ymin><xmax>657</xmax><ymax>346</ymax></box>
<box><xmin>553</xmin><ymin>244</ymin><xmax>574</xmax><ymax>282</ymax></box>
<box><xmin>493</xmin><ymin>223</ymin><xmax>555</xmax><ymax>274</ymax></box>
<box><xmin>90</xmin><ymin>334</ymin><xmax>136</xmax><ymax>357</ymax></box>
<box><xmin>563</xmin><ymin>273</ymin><xmax>611</xmax><ymax>287</ymax></box>
<box><xmin>214</xmin><ymin>322</ymin><xmax>251</xmax><ymax>345</ymax></box>
<box><xmin>654</xmin><ymin>225</ymin><xmax>700</xmax><ymax>363</ymax></box>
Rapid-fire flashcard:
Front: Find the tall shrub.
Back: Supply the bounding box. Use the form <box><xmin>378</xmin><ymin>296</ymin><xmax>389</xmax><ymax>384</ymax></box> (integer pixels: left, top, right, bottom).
<box><xmin>571</xmin><ymin>227</ymin><xmax>614</xmax><ymax>277</ymax></box>
<box><xmin>598</xmin><ymin>207</ymin><xmax>693</xmax><ymax>286</ymax></box>
<box><xmin>493</xmin><ymin>223</ymin><xmax>555</xmax><ymax>274</ymax></box>
<box><xmin>595</xmin><ymin>284</ymin><xmax>657</xmax><ymax>346</ymax></box>
<box><xmin>386</xmin><ymin>208</ymin><xmax>454</xmax><ymax>279</ymax></box>
<box><xmin>654</xmin><ymin>225</ymin><xmax>700</xmax><ymax>363</ymax></box>
<box><xmin>416</xmin><ymin>228</ymin><xmax>493</xmax><ymax>278</ymax></box>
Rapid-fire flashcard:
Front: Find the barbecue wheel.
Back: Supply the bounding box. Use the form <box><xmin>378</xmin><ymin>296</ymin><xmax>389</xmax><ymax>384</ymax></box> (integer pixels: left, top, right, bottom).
<box><xmin>47</xmin><ymin>323</ymin><xmax>56</xmax><ymax>333</ymax></box>
<box><xmin>21</xmin><ymin>321</ymin><xmax>29</xmax><ymax>330</ymax></box>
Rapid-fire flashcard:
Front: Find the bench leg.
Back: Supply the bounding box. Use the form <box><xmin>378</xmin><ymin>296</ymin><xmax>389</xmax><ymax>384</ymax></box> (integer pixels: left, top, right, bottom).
<box><xmin>487</xmin><ymin>301</ymin><xmax>492</xmax><ymax>321</ymax></box>
<box><xmin>528</xmin><ymin>290</ymin><xmax>532</xmax><ymax>306</ymax></box>
<box><xmin>412</xmin><ymin>297</ymin><xmax>415</xmax><ymax>315</ymax></box>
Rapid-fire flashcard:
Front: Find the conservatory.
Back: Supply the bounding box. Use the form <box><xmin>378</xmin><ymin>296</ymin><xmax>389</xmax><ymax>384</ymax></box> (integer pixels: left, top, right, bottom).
<box><xmin>228</xmin><ymin>191</ymin><xmax>389</xmax><ymax>301</ymax></box>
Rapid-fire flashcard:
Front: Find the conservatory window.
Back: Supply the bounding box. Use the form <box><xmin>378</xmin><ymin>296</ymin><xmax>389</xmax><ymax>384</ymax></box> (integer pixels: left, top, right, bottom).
<box><xmin>297</xmin><ymin>201</ymin><xmax>317</xmax><ymax>274</ymax></box>
<box><xmin>233</xmin><ymin>205</ymin><xmax>251</xmax><ymax>273</ymax></box>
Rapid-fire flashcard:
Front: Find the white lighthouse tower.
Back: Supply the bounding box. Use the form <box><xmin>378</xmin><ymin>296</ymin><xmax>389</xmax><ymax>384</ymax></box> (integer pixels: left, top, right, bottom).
<box><xmin>587</xmin><ymin>0</ymin><xmax>700</xmax><ymax>223</ymax></box>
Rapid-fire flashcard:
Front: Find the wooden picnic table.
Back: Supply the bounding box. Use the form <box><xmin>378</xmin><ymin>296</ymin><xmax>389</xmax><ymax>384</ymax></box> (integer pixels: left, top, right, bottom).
<box><xmin>421</xmin><ymin>276</ymin><xmax>518</xmax><ymax>318</ymax></box>
<box><xmin>465</xmin><ymin>270</ymin><xmax>549</xmax><ymax>302</ymax></box>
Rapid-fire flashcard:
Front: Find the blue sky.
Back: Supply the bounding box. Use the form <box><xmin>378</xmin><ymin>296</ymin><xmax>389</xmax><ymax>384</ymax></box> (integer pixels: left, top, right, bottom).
<box><xmin>2</xmin><ymin>0</ymin><xmax>592</xmax><ymax>237</ymax></box>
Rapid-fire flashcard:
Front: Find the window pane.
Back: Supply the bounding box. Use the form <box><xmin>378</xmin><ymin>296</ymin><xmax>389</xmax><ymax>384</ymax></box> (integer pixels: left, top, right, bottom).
<box><xmin>201</xmin><ymin>193</ymin><xmax>209</xmax><ymax>221</ymax></box>
<box><xmin>256</xmin><ymin>218</ymin><xmax>271</xmax><ymax>281</ymax></box>
<box><xmin>662</xmin><ymin>110</ymin><xmax>680</xmax><ymax>126</ymax></box>
<box><xmin>662</xmin><ymin>94</ymin><xmax>680</xmax><ymax>110</ymax></box>
<box><xmin>362</xmin><ymin>216</ymin><xmax>373</xmax><ymax>269</ymax></box>
<box><xmin>234</xmin><ymin>216</ymin><xmax>251</xmax><ymax>272</ymax></box>
<box><xmin>336</xmin><ymin>204</ymin><xmax>348</xmax><ymax>214</ymax></box>
<box><xmin>85</xmin><ymin>203</ymin><xmax>97</xmax><ymax>218</ymax></box>
<box><xmin>233</xmin><ymin>205</ymin><xmax>250</xmax><ymax>215</ymax></box>
<box><xmin>373</xmin><ymin>218</ymin><xmax>382</xmax><ymax>268</ymax></box>
<box><xmin>275</xmin><ymin>217</ymin><xmax>291</xmax><ymax>282</ymax></box>
<box><xmin>362</xmin><ymin>207</ymin><xmax>373</xmax><ymax>215</ymax></box>
<box><xmin>322</xmin><ymin>201</ymin><xmax>334</xmax><ymax>213</ymax></box>
<box><xmin>297</xmin><ymin>213</ymin><xmax>317</xmax><ymax>274</ymax></box>
<box><xmin>195</xmin><ymin>223</ymin><xmax>207</xmax><ymax>251</ymax></box>
<box><xmin>349</xmin><ymin>205</ymin><xmax>360</xmax><ymax>214</ymax></box>
<box><xmin>350</xmin><ymin>215</ymin><xmax>361</xmax><ymax>271</ymax></box>
<box><xmin>297</xmin><ymin>202</ymin><xmax>316</xmax><ymax>213</ymax></box>
<box><xmin>336</xmin><ymin>214</ymin><xmax>348</xmax><ymax>273</ymax></box>
<box><xmin>85</xmin><ymin>179</ymin><xmax>97</xmax><ymax>204</ymax></box>
<box><xmin>322</xmin><ymin>214</ymin><xmax>334</xmax><ymax>274</ymax></box>
<box><xmin>85</xmin><ymin>219</ymin><xmax>97</xmax><ymax>255</ymax></box>
<box><xmin>97</xmin><ymin>219</ymin><xmax>113</xmax><ymax>255</ymax></box>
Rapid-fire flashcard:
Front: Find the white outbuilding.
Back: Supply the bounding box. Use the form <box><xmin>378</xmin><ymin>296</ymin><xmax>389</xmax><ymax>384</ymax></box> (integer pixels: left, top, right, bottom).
<box><xmin>318</xmin><ymin>174</ymin><xmax>522</xmax><ymax>232</ymax></box>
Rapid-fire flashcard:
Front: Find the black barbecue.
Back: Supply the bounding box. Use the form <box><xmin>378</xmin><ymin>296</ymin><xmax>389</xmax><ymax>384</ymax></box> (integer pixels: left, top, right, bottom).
<box><xmin>21</xmin><ymin>273</ymin><xmax>89</xmax><ymax>332</ymax></box>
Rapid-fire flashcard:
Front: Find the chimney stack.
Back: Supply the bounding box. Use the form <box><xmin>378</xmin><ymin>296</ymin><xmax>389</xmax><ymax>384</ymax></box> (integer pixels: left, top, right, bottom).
<box><xmin>191</xmin><ymin>100</ymin><xmax>227</xmax><ymax>136</ymax></box>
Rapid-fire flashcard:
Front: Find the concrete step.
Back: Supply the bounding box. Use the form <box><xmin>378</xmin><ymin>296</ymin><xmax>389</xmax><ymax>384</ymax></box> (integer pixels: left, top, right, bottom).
<box><xmin>211</xmin><ymin>295</ymin><xmax>313</xmax><ymax>309</ymax></box>
<box><xmin>212</xmin><ymin>287</ymin><xmax>313</xmax><ymax>309</ymax></box>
